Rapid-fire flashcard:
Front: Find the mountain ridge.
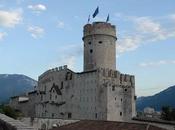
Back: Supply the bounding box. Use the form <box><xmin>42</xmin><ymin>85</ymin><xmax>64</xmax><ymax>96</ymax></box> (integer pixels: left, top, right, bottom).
<box><xmin>136</xmin><ymin>85</ymin><xmax>175</xmax><ymax>111</ymax></box>
<box><xmin>0</xmin><ymin>74</ymin><xmax>37</xmax><ymax>103</ymax></box>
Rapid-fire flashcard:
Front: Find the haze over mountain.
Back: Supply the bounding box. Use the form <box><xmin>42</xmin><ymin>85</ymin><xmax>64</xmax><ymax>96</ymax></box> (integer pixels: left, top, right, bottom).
<box><xmin>136</xmin><ymin>85</ymin><xmax>175</xmax><ymax>111</ymax></box>
<box><xmin>0</xmin><ymin>74</ymin><xmax>37</xmax><ymax>103</ymax></box>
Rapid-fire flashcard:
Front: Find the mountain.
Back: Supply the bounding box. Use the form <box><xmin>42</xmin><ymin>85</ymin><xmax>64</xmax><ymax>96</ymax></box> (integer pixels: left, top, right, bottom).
<box><xmin>0</xmin><ymin>74</ymin><xmax>37</xmax><ymax>103</ymax></box>
<box><xmin>136</xmin><ymin>85</ymin><xmax>175</xmax><ymax>111</ymax></box>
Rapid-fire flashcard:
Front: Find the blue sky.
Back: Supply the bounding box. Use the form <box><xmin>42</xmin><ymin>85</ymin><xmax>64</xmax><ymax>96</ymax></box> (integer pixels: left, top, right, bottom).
<box><xmin>0</xmin><ymin>0</ymin><xmax>175</xmax><ymax>96</ymax></box>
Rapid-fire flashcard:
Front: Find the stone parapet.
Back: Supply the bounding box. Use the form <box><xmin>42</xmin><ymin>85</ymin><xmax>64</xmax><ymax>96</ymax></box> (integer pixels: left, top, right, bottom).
<box><xmin>83</xmin><ymin>22</ymin><xmax>117</xmax><ymax>40</ymax></box>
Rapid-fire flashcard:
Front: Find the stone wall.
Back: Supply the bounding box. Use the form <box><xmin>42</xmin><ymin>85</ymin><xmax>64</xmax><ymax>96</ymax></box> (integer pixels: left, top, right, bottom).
<box><xmin>0</xmin><ymin>113</ymin><xmax>34</xmax><ymax>130</ymax></box>
<box><xmin>35</xmin><ymin>66</ymin><xmax>136</xmax><ymax>121</ymax></box>
<box><xmin>9</xmin><ymin>92</ymin><xmax>37</xmax><ymax>117</ymax></box>
<box><xmin>20</xmin><ymin>117</ymin><xmax>78</xmax><ymax>130</ymax></box>
<box><xmin>36</xmin><ymin>66</ymin><xmax>100</xmax><ymax>120</ymax></box>
<box><xmin>97</xmin><ymin>68</ymin><xmax>136</xmax><ymax>121</ymax></box>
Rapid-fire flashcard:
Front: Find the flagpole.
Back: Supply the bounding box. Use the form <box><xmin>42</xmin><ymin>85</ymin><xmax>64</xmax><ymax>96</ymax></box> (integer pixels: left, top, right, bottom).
<box><xmin>106</xmin><ymin>14</ymin><xmax>109</xmax><ymax>23</ymax></box>
<box><xmin>87</xmin><ymin>15</ymin><xmax>90</xmax><ymax>24</ymax></box>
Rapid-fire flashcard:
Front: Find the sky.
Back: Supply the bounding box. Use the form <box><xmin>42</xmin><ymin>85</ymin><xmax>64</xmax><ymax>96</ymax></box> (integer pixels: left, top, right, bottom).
<box><xmin>0</xmin><ymin>0</ymin><xmax>175</xmax><ymax>96</ymax></box>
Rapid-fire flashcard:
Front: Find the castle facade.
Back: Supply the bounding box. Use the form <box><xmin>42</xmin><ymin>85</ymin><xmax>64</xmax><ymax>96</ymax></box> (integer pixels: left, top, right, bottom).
<box><xmin>35</xmin><ymin>22</ymin><xmax>136</xmax><ymax>121</ymax></box>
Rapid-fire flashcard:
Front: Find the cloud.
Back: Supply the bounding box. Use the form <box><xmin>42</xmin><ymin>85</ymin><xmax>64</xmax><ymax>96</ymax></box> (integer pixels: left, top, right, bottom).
<box><xmin>134</xmin><ymin>17</ymin><xmax>175</xmax><ymax>42</ymax></box>
<box><xmin>28</xmin><ymin>4</ymin><xmax>46</xmax><ymax>13</ymax></box>
<box><xmin>117</xmin><ymin>35</ymin><xmax>142</xmax><ymax>53</ymax></box>
<box><xmin>58</xmin><ymin>44</ymin><xmax>82</xmax><ymax>70</ymax></box>
<box><xmin>49</xmin><ymin>56</ymin><xmax>76</xmax><ymax>70</ymax></box>
<box><xmin>0</xmin><ymin>32</ymin><xmax>6</xmax><ymax>40</ymax></box>
<box><xmin>57</xmin><ymin>56</ymin><xmax>76</xmax><ymax>70</ymax></box>
<box><xmin>57</xmin><ymin>20</ymin><xmax>65</xmax><ymax>28</ymax></box>
<box><xmin>27</xmin><ymin>26</ymin><xmax>45</xmax><ymax>39</ymax></box>
<box><xmin>139</xmin><ymin>60</ymin><xmax>175</xmax><ymax>67</ymax></box>
<box><xmin>49</xmin><ymin>43</ymin><xmax>82</xmax><ymax>70</ymax></box>
<box><xmin>115</xmin><ymin>13</ymin><xmax>175</xmax><ymax>54</ymax></box>
<box><xmin>0</xmin><ymin>10</ymin><xmax>22</xmax><ymax>28</ymax></box>
<box><xmin>135</xmin><ymin>17</ymin><xmax>161</xmax><ymax>34</ymax></box>
<box><xmin>169</xmin><ymin>14</ymin><xmax>175</xmax><ymax>20</ymax></box>
<box><xmin>64</xmin><ymin>56</ymin><xmax>76</xmax><ymax>69</ymax></box>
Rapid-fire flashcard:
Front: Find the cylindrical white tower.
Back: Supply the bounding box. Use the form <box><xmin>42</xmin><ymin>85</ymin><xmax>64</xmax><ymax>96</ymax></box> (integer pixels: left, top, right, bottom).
<box><xmin>83</xmin><ymin>22</ymin><xmax>117</xmax><ymax>71</ymax></box>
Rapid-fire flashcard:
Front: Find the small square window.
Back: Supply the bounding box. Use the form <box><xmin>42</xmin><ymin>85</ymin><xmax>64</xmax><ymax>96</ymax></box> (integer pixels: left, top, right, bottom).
<box><xmin>90</xmin><ymin>49</ymin><xmax>93</xmax><ymax>53</ymax></box>
<box><xmin>88</xmin><ymin>42</ymin><xmax>91</xmax><ymax>45</ymax></box>
<box><xmin>125</xmin><ymin>89</ymin><xmax>127</xmax><ymax>92</ymax></box>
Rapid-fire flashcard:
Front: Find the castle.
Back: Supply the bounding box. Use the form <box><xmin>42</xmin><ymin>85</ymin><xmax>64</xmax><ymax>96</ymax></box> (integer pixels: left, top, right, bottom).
<box><xmin>10</xmin><ymin>21</ymin><xmax>136</xmax><ymax>121</ymax></box>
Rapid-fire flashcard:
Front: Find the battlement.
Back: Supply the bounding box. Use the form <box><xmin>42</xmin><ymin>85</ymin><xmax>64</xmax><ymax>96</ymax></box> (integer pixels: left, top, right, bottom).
<box><xmin>97</xmin><ymin>68</ymin><xmax>135</xmax><ymax>86</ymax></box>
<box><xmin>39</xmin><ymin>65</ymin><xmax>68</xmax><ymax>80</ymax></box>
<box><xmin>83</xmin><ymin>22</ymin><xmax>117</xmax><ymax>40</ymax></box>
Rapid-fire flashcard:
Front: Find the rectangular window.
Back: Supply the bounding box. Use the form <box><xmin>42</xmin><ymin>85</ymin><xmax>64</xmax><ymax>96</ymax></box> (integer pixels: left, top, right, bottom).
<box><xmin>120</xmin><ymin>112</ymin><xmax>122</xmax><ymax>116</ymax></box>
<box><xmin>44</xmin><ymin>85</ymin><xmax>46</xmax><ymax>92</ymax></box>
<box><xmin>52</xmin><ymin>113</ymin><xmax>54</xmax><ymax>118</ymax></box>
<box><xmin>68</xmin><ymin>113</ymin><xmax>72</xmax><ymax>119</ymax></box>
<box><xmin>95</xmin><ymin>113</ymin><xmax>98</xmax><ymax>119</ymax></box>
<box><xmin>61</xmin><ymin>81</ymin><xmax>63</xmax><ymax>89</ymax></box>
<box><xmin>112</xmin><ymin>85</ymin><xmax>115</xmax><ymax>91</ymax></box>
<box><xmin>41</xmin><ymin>95</ymin><xmax>43</xmax><ymax>101</ymax></box>
<box><xmin>50</xmin><ymin>94</ymin><xmax>52</xmax><ymax>100</ymax></box>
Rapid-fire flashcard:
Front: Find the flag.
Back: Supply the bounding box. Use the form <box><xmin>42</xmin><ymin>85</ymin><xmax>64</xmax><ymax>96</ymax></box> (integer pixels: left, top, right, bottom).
<box><xmin>92</xmin><ymin>6</ymin><xmax>99</xmax><ymax>18</ymax></box>
<box><xmin>88</xmin><ymin>15</ymin><xmax>90</xmax><ymax>23</ymax></box>
<box><xmin>106</xmin><ymin>14</ymin><xmax>109</xmax><ymax>22</ymax></box>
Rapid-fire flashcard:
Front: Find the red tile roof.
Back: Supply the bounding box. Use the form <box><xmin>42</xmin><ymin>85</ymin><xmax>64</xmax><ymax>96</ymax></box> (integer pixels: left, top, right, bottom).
<box><xmin>51</xmin><ymin>120</ymin><xmax>166</xmax><ymax>130</ymax></box>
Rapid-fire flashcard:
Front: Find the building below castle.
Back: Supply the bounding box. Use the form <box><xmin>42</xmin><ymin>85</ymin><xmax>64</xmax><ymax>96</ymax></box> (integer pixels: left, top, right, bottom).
<box><xmin>10</xmin><ymin>22</ymin><xmax>136</xmax><ymax>122</ymax></box>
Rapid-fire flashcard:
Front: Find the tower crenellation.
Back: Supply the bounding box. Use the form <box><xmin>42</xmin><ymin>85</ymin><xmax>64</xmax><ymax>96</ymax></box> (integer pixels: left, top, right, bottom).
<box><xmin>83</xmin><ymin>22</ymin><xmax>116</xmax><ymax>39</ymax></box>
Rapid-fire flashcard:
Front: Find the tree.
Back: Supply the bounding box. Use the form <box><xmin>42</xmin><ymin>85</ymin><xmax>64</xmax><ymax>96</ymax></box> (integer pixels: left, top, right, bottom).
<box><xmin>0</xmin><ymin>105</ymin><xmax>19</xmax><ymax>119</ymax></box>
<box><xmin>172</xmin><ymin>108</ymin><xmax>175</xmax><ymax>120</ymax></box>
<box><xmin>161</xmin><ymin>106</ymin><xmax>175</xmax><ymax>121</ymax></box>
<box><xmin>0</xmin><ymin>105</ymin><xmax>4</xmax><ymax>114</ymax></box>
<box><xmin>2</xmin><ymin>106</ymin><xmax>17</xmax><ymax>119</ymax></box>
